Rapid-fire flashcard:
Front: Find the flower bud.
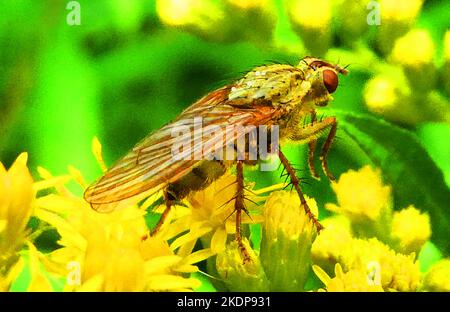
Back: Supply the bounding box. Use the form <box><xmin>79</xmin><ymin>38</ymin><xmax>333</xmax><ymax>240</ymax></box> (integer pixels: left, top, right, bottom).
<box><xmin>391</xmin><ymin>206</ymin><xmax>431</xmax><ymax>255</ymax></box>
<box><xmin>260</xmin><ymin>191</ymin><xmax>318</xmax><ymax>291</ymax></box>
<box><xmin>216</xmin><ymin>239</ymin><xmax>269</xmax><ymax>291</ymax></box>
<box><xmin>376</xmin><ymin>0</ymin><xmax>424</xmax><ymax>55</ymax></box>
<box><xmin>326</xmin><ymin>166</ymin><xmax>393</xmax><ymax>243</ymax></box>
<box><xmin>286</xmin><ymin>0</ymin><xmax>332</xmax><ymax>56</ymax></box>
<box><xmin>422</xmin><ymin>259</ymin><xmax>450</xmax><ymax>292</ymax></box>
<box><xmin>390</xmin><ymin>29</ymin><xmax>436</xmax><ymax>93</ymax></box>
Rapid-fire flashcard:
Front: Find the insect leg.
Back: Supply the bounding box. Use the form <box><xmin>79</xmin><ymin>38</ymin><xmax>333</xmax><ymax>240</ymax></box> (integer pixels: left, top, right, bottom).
<box><xmin>307</xmin><ymin>111</ymin><xmax>320</xmax><ymax>180</ymax></box>
<box><xmin>278</xmin><ymin>150</ymin><xmax>323</xmax><ymax>232</ymax></box>
<box><xmin>150</xmin><ymin>190</ymin><xmax>173</xmax><ymax>236</ymax></box>
<box><xmin>319</xmin><ymin>117</ymin><xmax>337</xmax><ymax>181</ymax></box>
<box><xmin>289</xmin><ymin>116</ymin><xmax>336</xmax><ymax>181</ymax></box>
<box><xmin>235</xmin><ymin>160</ymin><xmax>251</xmax><ymax>263</ymax></box>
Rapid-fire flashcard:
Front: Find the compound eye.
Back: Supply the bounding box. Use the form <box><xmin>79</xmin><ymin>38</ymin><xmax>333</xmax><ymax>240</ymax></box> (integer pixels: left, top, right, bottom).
<box><xmin>323</xmin><ymin>70</ymin><xmax>338</xmax><ymax>93</ymax></box>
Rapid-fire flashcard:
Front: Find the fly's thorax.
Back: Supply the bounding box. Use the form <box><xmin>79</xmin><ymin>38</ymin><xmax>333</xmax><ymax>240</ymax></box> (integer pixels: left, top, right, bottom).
<box><xmin>228</xmin><ymin>64</ymin><xmax>309</xmax><ymax>110</ymax></box>
<box><xmin>278</xmin><ymin>105</ymin><xmax>312</xmax><ymax>140</ymax></box>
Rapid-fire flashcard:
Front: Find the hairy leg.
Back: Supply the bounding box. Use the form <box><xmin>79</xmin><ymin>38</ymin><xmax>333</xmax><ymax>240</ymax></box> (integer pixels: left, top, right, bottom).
<box><xmin>278</xmin><ymin>150</ymin><xmax>323</xmax><ymax>232</ymax></box>
<box><xmin>319</xmin><ymin>117</ymin><xmax>337</xmax><ymax>181</ymax></box>
<box><xmin>149</xmin><ymin>190</ymin><xmax>173</xmax><ymax>236</ymax></box>
<box><xmin>288</xmin><ymin>116</ymin><xmax>337</xmax><ymax>181</ymax></box>
<box><xmin>235</xmin><ymin>160</ymin><xmax>251</xmax><ymax>262</ymax></box>
<box><xmin>307</xmin><ymin>111</ymin><xmax>320</xmax><ymax>180</ymax></box>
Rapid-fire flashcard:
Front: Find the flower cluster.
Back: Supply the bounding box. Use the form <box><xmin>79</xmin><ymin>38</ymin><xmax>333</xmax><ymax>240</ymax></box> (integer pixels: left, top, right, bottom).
<box><xmin>0</xmin><ymin>144</ymin><xmax>448</xmax><ymax>291</ymax></box>
<box><xmin>311</xmin><ymin>166</ymin><xmax>448</xmax><ymax>292</ymax></box>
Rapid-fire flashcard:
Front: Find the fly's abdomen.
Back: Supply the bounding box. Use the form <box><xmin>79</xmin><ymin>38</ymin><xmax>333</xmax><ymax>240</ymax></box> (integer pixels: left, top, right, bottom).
<box><xmin>166</xmin><ymin>160</ymin><xmax>228</xmax><ymax>200</ymax></box>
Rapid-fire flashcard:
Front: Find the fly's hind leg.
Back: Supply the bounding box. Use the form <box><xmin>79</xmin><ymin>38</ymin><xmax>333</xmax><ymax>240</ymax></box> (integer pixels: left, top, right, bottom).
<box><xmin>235</xmin><ymin>160</ymin><xmax>251</xmax><ymax>263</ymax></box>
<box><xmin>278</xmin><ymin>150</ymin><xmax>323</xmax><ymax>232</ymax></box>
<box><xmin>142</xmin><ymin>190</ymin><xmax>173</xmax><ymax>240</ymax></box>
<box><xmin>151</xmin><ymin>189</ymin><xmax>173</xmax><ymax>235</ymax></box>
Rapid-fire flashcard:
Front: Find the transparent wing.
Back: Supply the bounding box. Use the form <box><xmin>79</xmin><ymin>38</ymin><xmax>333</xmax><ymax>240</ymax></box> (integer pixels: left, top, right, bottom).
<box><xmin>84</xmin><ymin>86</ymin><xmax>280</xmax><ymax>212</ymax></box>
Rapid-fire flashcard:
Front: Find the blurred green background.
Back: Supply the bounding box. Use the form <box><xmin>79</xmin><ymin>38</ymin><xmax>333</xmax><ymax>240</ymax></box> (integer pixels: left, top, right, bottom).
<box><xmin>1</xmin><ymin>0</ymin><xmax>449</xmax><ymax>255</ymax></box>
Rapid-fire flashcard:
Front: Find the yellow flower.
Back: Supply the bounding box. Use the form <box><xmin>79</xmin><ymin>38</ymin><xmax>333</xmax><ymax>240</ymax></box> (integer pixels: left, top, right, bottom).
<box><xmin>422</xmin><ymin>259</ymin><xmax>450</xmax><ymax>292</ymax></box>
<box><xmin>313</xmin><ymin>263</ymin><xmax>384</xmax><ymax>292</ymax></box>
<box><xmin>30</xmin><ymin>139</ymin><xmax>215</xmax><ymax>291</ymax></box>
<box><xmin>391</xmin><ymin>29</ymin><xmax>435</xmax><ymax>67</ymax></box>
<box><xmin>391</xmin><ymin>205</ymin><xmax>431</xmax><ymax>255</ymax></box>
<box><xmin>168</xmin><ymin>172</ymin><xmax>277</xmax><ymax>260</ymax></box>
<box><xmin>0</xmin><ymin>153</ymin><xmax>34</xmax><ymax>258</ymax></box>
<box><xmin>35</xmin><ymin>171</ymin><xmax>206</xmax><ymax>291</ymax></box>
<box><xmin>287</xmin><ymin>0</ymin><xmax>331</xmax><ymax>29</ymax></box>
<box><xmin>377</xmin><ymin>0</ymin><xmax>424</xmax><ymax>54</ymax></box>
<box><xmin>156</xmin><ymin>0</ymin><xmax>226</xmax><ymax>41</ymax></box>
<box><xmin>0</xmin><ymin>153</ymin><xmax>35</xmax><ymax>289</ymax></box>
<box><xmin>287</xmin><ymin>0</ymin><xmax>332</xmax><ymax>56</ymax></box>
<box><xmin>336</xmin><ymin>0</ymin><xmax>370</xmax><ymax>43</ymax></box>
<box><xmin>311</xmin><ymin>215</ymin><xmax>353</xmax><ymax>273</ymax></box>
<box><xmin>363</xmin><ymin>69</ymin><xmax>425</xmax><ymax>125</ymax></box>
<box><xmin>326</xmin><ymin>166</ymin><xmax>393</xmax><ymax>242</ymax></box>
<box><xmin>29</xmin><ymin>138</ymin><xmax>282</xmax><ymax>291</ymax></box>
<box><xmin>216</xmin><ymin>239</ymin><xmax>269</xmax><ymax>292</ymax></box>
<box><xmin>391</xmin><ymin>29</ymin><xmax>436</xmax><ymax>92</ymax></box>
<box><xmin>260</xmin><ymin>191</ymin><xmax>318</xmax><ymax>291</ymax></box>
<box><xmin>379</xmin><ymin>0</ymin><xmax>424</xmax><ymax>23</ymax></box>
<box><xmin>318</xmin><ymin>237</ymin><xmax>421</xmax><ymax>291</ymax></box>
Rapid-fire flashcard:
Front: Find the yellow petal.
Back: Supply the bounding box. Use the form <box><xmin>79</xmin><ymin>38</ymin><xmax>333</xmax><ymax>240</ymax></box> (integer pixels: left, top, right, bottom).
<box><xmin>34</xmin><ymin>207</ymin><xmax>85</xmax><ymax>250</ymax></box>
<box><xmin>211</xmin><ymin>227</ymin><xmax>227</xmax><ymax>254</ymax></box>
<box><xmin>144</xmin><ymin>255</ymin><xmax>183</xmax><ymax>275</ymax></box>
<box><xmin>12</xmin><ymin>152</ymin><xmax>28</xmax><ymax>167</ymax></box>
<box><xmin>68</xmin><ymin>165</ymin><xmax>87</xmax><ymax>189</ymax></box>
<box><xmin>0</xmin><ymin>219</ymin><xmax>6</xmax><ymax>233</ymax></box>
<box><xmin>37</xmin><ymin>166</ymin><xmax>70</xmax><ymax>196</ymax></box>
<box><xmin>76</xmin><ymin>274</ymin><xmax>104</xmax><ymax>292</ymax></box>
<box><xmin>169</xmin><ymin>225</ymin><xmax>213</xmax><ymax>251</ymax></box>
<box><xmin>139</xmin><ymin>190</ymin><xmax>164</xmax><ymax>211</ymax></box>
<box><xmin>334</xmin><ymin>263</ymin><xmax>344</xmax><ymax>279</ymax></box>
<box><xmin>252</xmin><ymin>182</ymin><xmax>286</xmax><ymax>195</ymax></box>
<box><xmin>312</xmin><ymin>265</ymin><xmax>332</xmax><ymax>286</ymax></box>
<box><xmin>146</xmin><ymin>274</ymin><xmax>201</xmax><ymax>291</ymax></box>
<box><xmin>176</xmin><ymin>237</ymin><xmax>197</xmax><ymax>257</ymax></box>
<box><xmin>92</xmin><ymin>136</ymin><xmax>108</xmax><ymax>173</ymax></box>
<box><xmin>32</xmin><ymin>175</ymin><xmax>72</xmax><ymax>192</ymax></box>
<box><xmin>27</xmin><ymin>242</ymin><xmax>53</xmax><ymax>292</ymax></box>
<box><xmin>182</xmin><ymin>248</ymin><xmax>215</xmax><ymax>265</ymax></box>
<box><xmin>174</xmin><ymin>264</ymin><xmax>199</xmax><ymax>273</ymax></box>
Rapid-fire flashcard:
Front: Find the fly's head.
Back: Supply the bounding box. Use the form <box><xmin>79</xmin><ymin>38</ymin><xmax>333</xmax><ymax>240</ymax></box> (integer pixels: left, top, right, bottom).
<box><xmin>298</xmin><ymin>57</ymin><xmax>348</xmax><ymax>107</ymax></box>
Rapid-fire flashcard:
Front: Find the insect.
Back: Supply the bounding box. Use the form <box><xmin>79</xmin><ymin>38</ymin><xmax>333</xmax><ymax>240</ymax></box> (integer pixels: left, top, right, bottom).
<box><xmin>84</xmin><ymin>56</ymin><xmax>348</xmax><ymax>261</ymax></box>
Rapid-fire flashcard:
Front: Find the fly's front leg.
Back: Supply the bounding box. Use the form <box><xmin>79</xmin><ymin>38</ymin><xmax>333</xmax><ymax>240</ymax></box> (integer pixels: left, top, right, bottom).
<box><xmin>235</xmin><ymin>160</ymin><xmax>251</xmax><ymax>263</ymax></box>
<box><xmin>319</xmin><ymin>117</ymin><xmax>337</xmax><ymax>181</ymax></box>
<box><xmin>288</xmin><ymin>116</ymin><xmax>337</xmax><ymax>181</ymax></box>
<box><xmin>278</xmin><ymin>150</ymin><xmax>323</xmax><ymax>232</ymax></box>
<box><xmin>307</xmin><ymin>111</ymin><xmax>320</xmax><ymax>180</ymax></box>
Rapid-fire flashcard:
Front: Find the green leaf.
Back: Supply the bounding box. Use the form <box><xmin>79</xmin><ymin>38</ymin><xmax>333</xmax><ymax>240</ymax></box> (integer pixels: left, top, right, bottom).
<box><xmin>333</xmin><ymin>111</ymin><xmax>450</xmax><ymax>255</ymax></box>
